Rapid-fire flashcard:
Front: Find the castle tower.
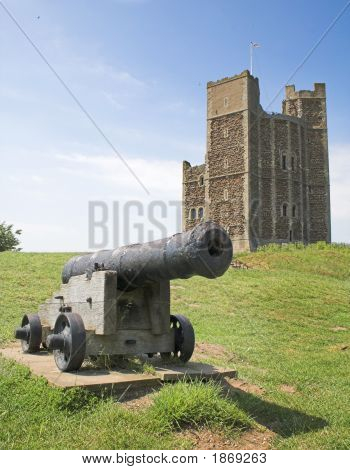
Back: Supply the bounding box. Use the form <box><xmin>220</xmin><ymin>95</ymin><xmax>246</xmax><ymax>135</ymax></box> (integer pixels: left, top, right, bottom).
<box><xmin>182</xmin><ymin>70</ymin><xmax>331</xmax><ymax>252</ymax></box>
<box><xmin>283</xmin><ymin>84</ymin><xmax>331</xmax><ymax>243</ymax></box>
<box><xmin>205</xmin><ymin>70</ymin><xmax>259</xmax><ymax>252</ymax></box>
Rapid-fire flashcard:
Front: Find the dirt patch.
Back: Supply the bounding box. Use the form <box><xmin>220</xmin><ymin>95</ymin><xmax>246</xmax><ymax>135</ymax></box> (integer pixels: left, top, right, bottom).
<box><xmin>225</xmin><ymin>377</ymin><xmax>265</xmax><ymax>396</ymax></box>
<box><xmin>180</xmin><ymin>428</ymin><xmax>233</xmax><ymax>450</ymax></box>
<box><xmin>180</xmin><ymin>427</ymin><xmax>274</xmax><ymax>450</ymax></box>
<box><xmin>330</xmin><ymin>326</ymin><xmax>348</xmax><ymax>332</ymax></box>
<box><xmin>231</xmin><ymin>429</ymin><xmax>275</xmax><ymax>450</ymax></box>
<box><xmin>231</xmin><ymin>260</ymin><xmax>250</xmax><ymax>269</ymax></box>
<box><xmin>192</xmin><ymin>342</ymin><xmax>236</xmax><ymax>363</ymax></box>
<box><xmin>280</xmin><ymin>384</ymin><xmax>296</xmax><ymax>394</ymax></box>
<box><xmin>117</xmin><ymin>386</ymin><xmax>160</xmax><ymax>411</ymax></box>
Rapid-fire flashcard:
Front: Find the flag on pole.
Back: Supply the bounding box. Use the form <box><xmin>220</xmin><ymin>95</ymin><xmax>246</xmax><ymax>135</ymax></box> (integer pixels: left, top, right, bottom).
<box><xmin>250</xmin><ymin>42</ymin><xmax>261</xmax><ymax>75</ymax></box>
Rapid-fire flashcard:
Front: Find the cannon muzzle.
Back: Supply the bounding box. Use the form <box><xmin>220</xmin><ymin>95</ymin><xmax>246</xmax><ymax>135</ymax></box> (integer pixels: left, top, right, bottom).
<box><xmin>62</xmin><ymin>221</ymin><xmax>232</xmax><ymax>290</ymax></box>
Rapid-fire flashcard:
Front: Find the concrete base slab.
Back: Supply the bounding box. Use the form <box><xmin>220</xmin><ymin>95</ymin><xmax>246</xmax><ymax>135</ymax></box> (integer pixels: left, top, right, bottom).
<box><xmin>0</xmin><ymin>345</ymin><xmax>237</xmax><ymax>391</ymax></box>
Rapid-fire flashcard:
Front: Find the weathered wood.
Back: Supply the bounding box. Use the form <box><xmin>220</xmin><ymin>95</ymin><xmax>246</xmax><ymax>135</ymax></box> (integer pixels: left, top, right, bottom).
<box><xmin>0</xmin><ymin>345</ymin><xmax>237</xmax><ymax>390</ymax></box>
<box><xmin>39</xmin><ymin>271</ymin><xmax>117</xmax><ymax>335</ymax></box>
<box><xmin>85</xmin><ymin>330</ymin><xmax>175</xmax><ymax>356</ymax></box>
<box><xmin>38</xmin><ymin>271</ymin><xmax>174</xmax><ymax>357</ymax></box>
<box><xmin>154</xmin><ymin>362</ymin><xmax>238</xmax><ymax>381</ymax></box>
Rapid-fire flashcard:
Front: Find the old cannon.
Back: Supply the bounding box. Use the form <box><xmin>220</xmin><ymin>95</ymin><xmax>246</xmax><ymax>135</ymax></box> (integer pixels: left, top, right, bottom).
<box><xmin>14</xmin><ymin>221</ymin><xmax>232</xmax><ymax>371</ymax></box>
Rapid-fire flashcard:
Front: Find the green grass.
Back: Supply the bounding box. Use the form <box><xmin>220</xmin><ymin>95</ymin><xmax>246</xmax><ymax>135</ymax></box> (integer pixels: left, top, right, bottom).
<box><xmin>0</xmin><ymin>244</ymin><xmax>349</xmax><ymax>449</ymax></box>
<box><xmin>152</xmin><ymin>380</ymin><xmax>252</xmax><ymax>433</ymax></box>
<box><xmin>0</xmin><ymin>358</ymin><xmax>251</xmax><ymax>449</ymax></box>
<box><xmin>172</xmin><ymin>242</ymin><xmax>350</xmax><ymax>449</ymax></box>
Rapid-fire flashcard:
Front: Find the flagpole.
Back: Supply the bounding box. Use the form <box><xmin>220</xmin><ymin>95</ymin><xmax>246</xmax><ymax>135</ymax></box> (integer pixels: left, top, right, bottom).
<box><xmin>250</xmin><ymin>42</ymin><xmax>261</xmax><ymax>76</ymax></box>
<box><xmin>250</xmin><ymin>42</ymin><xmax>253</xmax><ymax>75</ymax></box>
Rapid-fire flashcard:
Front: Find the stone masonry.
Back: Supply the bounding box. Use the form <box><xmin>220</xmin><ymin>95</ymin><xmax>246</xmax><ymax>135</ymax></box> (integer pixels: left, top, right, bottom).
<box><xmin>182</xmin><ymin>70</ymin><xmax>331</xmax><ymax>252</ymax></box>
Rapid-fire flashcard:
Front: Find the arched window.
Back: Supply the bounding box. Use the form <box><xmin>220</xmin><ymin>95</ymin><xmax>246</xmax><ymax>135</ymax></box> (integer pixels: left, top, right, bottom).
<box><xmin>189</xmin><ymin>208</ymin><xmax>196</xmax><ymax>220</ymax></box>
<box><xmin>199</xmin><ymin>175</ymin><xmax>204</xmax><ymax>186</ymax></box>
<box><xmin>282</xmin><ymin>203</ymin><xmax>288</xmax><ymax>217</ymax></box>
<box><xmin>291</xmin><ymin>156</ymin><xmax>295</xmax><ymax>171</ymax></box>
<box><xmin>292</xmin><ymin>204</ymin><xmax>297</xmax><ymax>218</ymax></box>
<box><xmin>198</xmin><ymin>207</ymin><xmax>204</xmax><ymax>219</ymax></box>
<box><xmin>224</xmin><ymin>189</ymin><xmax>228</xmax><ymax>201</ymax></box>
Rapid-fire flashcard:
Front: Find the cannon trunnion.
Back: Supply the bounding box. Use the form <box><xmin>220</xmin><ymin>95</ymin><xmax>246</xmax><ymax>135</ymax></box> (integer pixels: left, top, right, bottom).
<box><xmin>15</xmin><ymin>222</ymin><xmax>233</xmax><ymax>371</ymax></box>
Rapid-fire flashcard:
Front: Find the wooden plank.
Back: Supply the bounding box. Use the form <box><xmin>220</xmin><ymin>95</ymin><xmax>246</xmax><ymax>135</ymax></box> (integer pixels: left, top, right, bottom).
<box><xmin>154</xmin><ymin>362</ymin><xmax>237</xmax><ymax>381</ymax></box>
<box><xmin>0</xmin><ymin>345</ymin><xmax>237</xmax><ymax>391</ymax></box>
<box><xmin>0</xmin><ymin>346</ymin><xmax>160</xmax><ymax>390</ymax></box>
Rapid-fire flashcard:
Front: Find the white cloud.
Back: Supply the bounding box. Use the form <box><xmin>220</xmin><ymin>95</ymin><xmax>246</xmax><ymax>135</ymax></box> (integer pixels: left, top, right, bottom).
<box><xmin>55</xmin><ymin>153</ymin><xmax>182</xmax><ymax>196</ymax></box>
<box><xmin>74</xmin><ymin>59</ymin><xmax>147</xmax><ymax>88</ymax></box>
<box><xmin>159</xmin><ymin>100</ymin><xmax>200</xmax><ymax>116</ymax></box>
<box><xmin>329</xmin><ymin>143</ymin><xmax>350</xmax><ymax>242</ymax></box>
<box><xmin>2</xmin><ymin>153</ymin><xmax>183</xmax><ymax>251</ymax></box>
<box><xmin>15</xmin><ymin>222</ymin><xmax>83</xmax><ymax>253</ymax></box>
<box><xmin>0</xmin><ymin>86</ymin><xmax>39</xmax><ymax>103</ymax></box>
<box><xmin>101</xmin><ymin>91</ymin><xmax>125</xmax><ymax>110</ymax></box>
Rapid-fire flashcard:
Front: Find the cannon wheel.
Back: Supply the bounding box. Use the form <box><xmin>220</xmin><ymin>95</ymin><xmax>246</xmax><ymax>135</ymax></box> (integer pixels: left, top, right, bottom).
<box><xmin>169</xmin><ymin>314</ymin><xmax>195</xmax><ymax>363</ymax></box>
<box><xmin>17</xmin><ymin>314</ymin><xmax>42</xmax><ymax>353</ymax></box>
<box><xmin>51</xmin><ymin>313</ymin><xmax>86</xmax><ymax>372</ymax></box>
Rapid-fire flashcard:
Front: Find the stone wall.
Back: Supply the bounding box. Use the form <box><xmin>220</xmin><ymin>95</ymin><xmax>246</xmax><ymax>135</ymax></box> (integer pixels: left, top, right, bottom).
<box><xmin>249</xmin><ymin>111</ymin><xmax>260</xmax><ymax>248</ymax></box>
<box><xmin>182</xmin><ymin>162</ymin><xmax>205</xmax><ymax>230</ymax></box>
<box><xmin>208</xmin><ymin>175</ymin><xmax>245</xmax><ymax>237</ymax></box>
<box><xmin>273</xmin><ymin>119</ymin><xmax>289</xmax><ymax>241</ymax></box>
<box><xmin>259</xmin><ymin>117</ymin><xmax>274</xmax><ymax>243</ymax></box>
<box><xmin>206</xmin><ymin>110</ymin><xmax>248</xmax><ymax>250</ymax></box>
<box><xmin>307</xmin><ymin>128</ymin><xmax>330</xmax><ymax>241</ymax></box>
<box><xmin>290</xmin><ymin>121</ymin><xmax>303</xmax><ymax>242</ymax></box>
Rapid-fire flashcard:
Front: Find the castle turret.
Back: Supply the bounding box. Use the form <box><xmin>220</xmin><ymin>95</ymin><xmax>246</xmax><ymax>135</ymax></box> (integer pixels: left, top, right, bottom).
<box><xmin>283</xmin><ymin>83</ymin><xmax>331</xmax><ymax>242</ymax></box>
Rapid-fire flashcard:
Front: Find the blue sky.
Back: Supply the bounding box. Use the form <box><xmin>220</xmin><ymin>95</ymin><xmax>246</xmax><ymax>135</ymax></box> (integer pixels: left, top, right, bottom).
<box><xmin>1</xmin><ymin>0</ymin><xmax>349</xmax><ymax>250</ymax></box>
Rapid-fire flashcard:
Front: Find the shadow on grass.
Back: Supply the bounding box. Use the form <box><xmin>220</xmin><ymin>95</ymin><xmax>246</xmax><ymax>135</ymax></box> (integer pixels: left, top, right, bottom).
<box><xmin>222</xmin><ymin>379</ymin><xmax>328</xmax><ymax>437</ymax></box>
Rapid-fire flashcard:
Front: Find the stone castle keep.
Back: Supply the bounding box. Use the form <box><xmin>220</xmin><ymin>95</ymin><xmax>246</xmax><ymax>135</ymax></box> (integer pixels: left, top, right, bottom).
<box><xmin>182</xmin><ymin>70</ymin><xmax>331</xmax><ymax>252</ymax></box>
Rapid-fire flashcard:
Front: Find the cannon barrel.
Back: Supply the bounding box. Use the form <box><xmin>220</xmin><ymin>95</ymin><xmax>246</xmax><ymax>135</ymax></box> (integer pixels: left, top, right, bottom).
<box><xmin>62</xmin><ymin>221</ymin><xmax>233</xmax><ymax>290</ymax></box>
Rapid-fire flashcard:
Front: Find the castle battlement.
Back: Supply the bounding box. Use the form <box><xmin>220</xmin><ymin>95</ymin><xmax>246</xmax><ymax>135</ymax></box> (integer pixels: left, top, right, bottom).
<box><xmin>285</xmin><ymin>83</ymin><xmax>326</xmax><ymax>99</ymax></box>
<box><xmin>207</xmin><ymin>70</ymin><xmax>257</xmax><ymax>88</ymax></box>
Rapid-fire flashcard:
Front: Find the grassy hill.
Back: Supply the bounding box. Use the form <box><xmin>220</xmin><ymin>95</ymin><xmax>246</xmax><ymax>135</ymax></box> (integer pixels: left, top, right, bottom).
<box><xmin>0</xmin><ymin>244</ymin><xmax>349</xmax><ymax>449</ymax></box>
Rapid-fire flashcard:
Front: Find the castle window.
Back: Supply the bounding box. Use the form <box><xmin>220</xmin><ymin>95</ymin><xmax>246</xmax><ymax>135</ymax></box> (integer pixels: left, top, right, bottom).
<box><xmin>224</xmin><ymin>97</ymin><xmax>229</xmax><ymax>107</ymax></box>
<box><xmin>199</xmin><ymin>175</ymin><xmax>204</xmax><ymax>186</ymax></box>
<box><xmin>282</xmin><ymin>203</ymin><xmax>288</xmax><ymax>217</ymax></box>
<box><xmin>291</xmin><ymin>155</ymin><xmax>296</xmax><ymax>171</ymax></box>
<box><xmin>223</xmin><ymin>128</ymin><xmax>229</xmax><ymax>138</ymax></box>
<box><xmin>292</xmin><ymin>204</ymin><xmax>297</xmax><ymax>218</ymax></box>
<box><xmin>224</xmin><ymin>189</ymin><xmax>228</xmax><ymax>201</ymax></box>
<box><xmin>281</xmin><ymin>152</ymin><xmax>287</xmax><ymax>170</ymax></box>
<box><xmin>224</xmin><ymin>158</ymin><xmax>228</xmax><ymax>169</ymax></box>
<box><xmin>289</xmin><ymin>230</ymin><xmax>293</xmax><ymax>242</ymax></box>
<box><xmin>198</xmin><ymin>207</ymin><xmax>204</xmax><ymax>219</ymax></box>
<box><xmin>189</xmin><ymin>208</ymin><xmax>196</xmax><ymax>220</ymax></box>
